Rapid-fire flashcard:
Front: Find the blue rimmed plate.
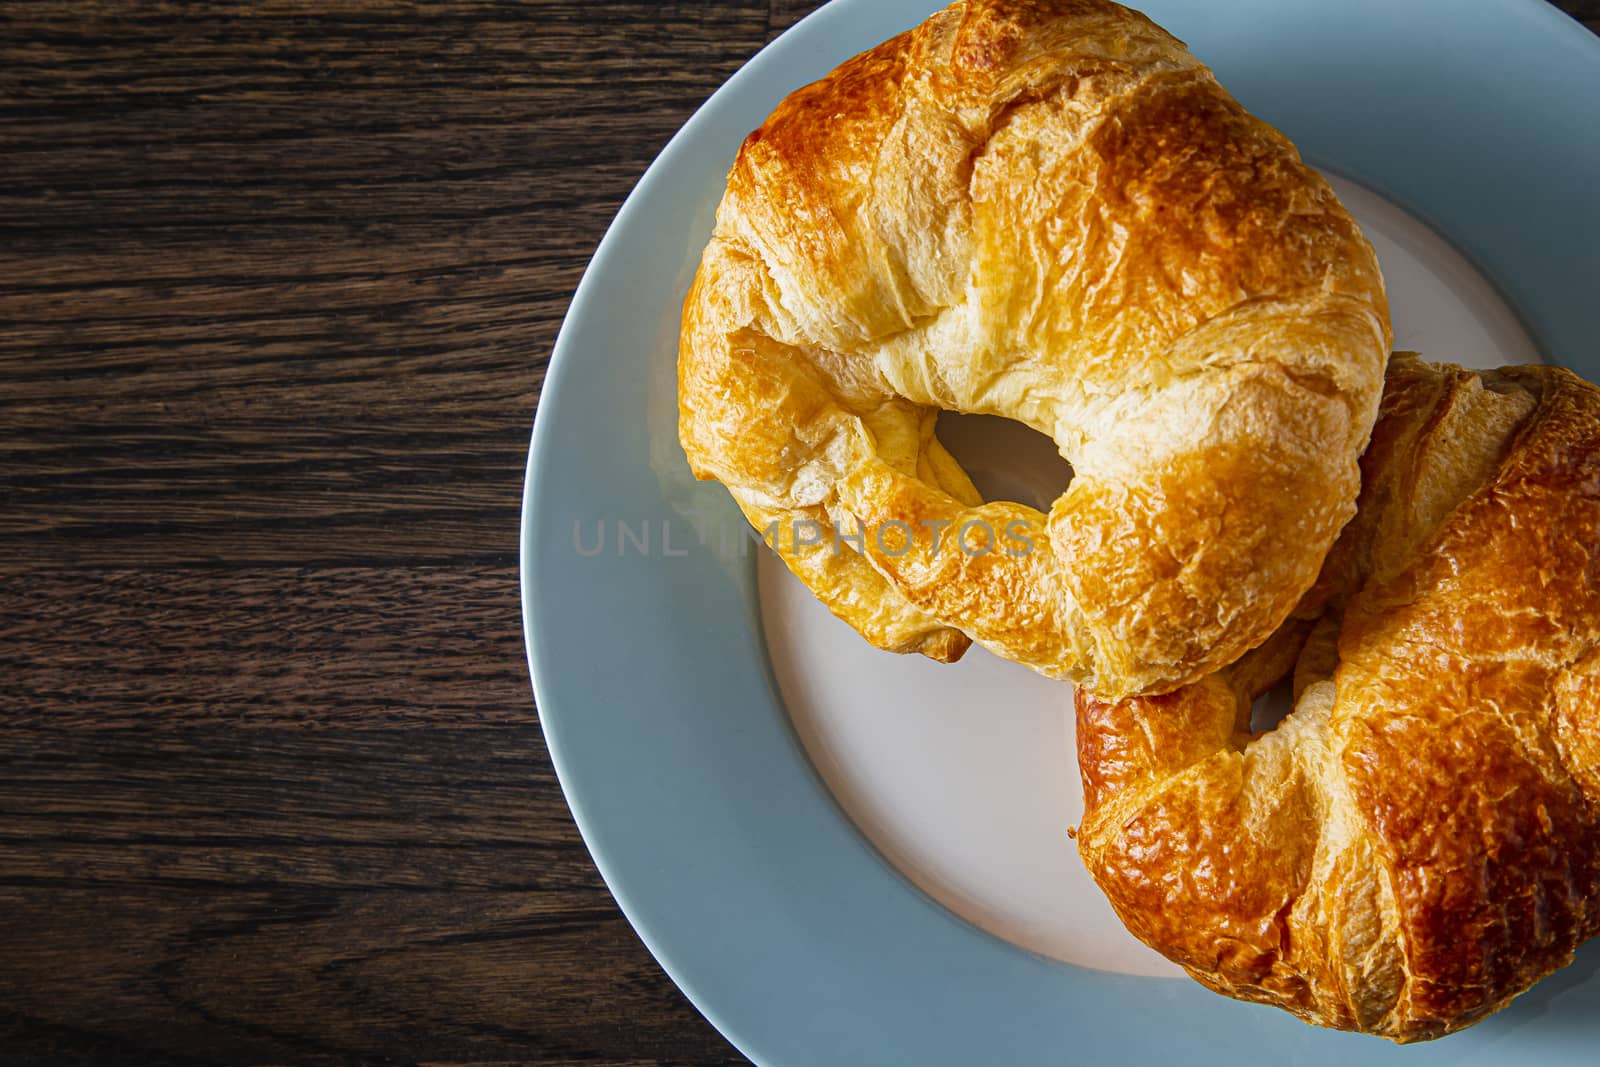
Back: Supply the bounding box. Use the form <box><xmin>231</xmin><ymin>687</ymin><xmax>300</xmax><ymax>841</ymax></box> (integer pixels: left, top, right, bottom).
<box><xmin>522</xmin><ymin>2</ymin><xmax>1600</xmax><ymax>1063</ymax></box>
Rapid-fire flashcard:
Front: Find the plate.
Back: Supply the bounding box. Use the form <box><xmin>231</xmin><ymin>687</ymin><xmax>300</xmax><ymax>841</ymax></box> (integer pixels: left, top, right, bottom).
<box><xmin>522</xmin><ymin>2</ymin><xmax>1600</xmax><ymax>1063</ymax></box>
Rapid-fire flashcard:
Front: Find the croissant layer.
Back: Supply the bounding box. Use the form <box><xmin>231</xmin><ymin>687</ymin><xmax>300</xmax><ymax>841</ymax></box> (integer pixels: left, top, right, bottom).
<box><xmin>1076</xmin><ymin>355</ymin><xmax>1600</xmax><ymax>1041</ymax></box>
<box><xmin>678</xmin><ymin>0</ymin><xmax>1390</xmax><ymax>698</ymax></box>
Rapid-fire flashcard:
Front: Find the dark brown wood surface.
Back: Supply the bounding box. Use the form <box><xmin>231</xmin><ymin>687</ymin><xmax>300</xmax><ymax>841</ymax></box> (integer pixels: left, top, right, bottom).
<box><xmin>2</xmin><ymin>2</ymin><xmax>1595</xmax><ymax>1064</ymax></box>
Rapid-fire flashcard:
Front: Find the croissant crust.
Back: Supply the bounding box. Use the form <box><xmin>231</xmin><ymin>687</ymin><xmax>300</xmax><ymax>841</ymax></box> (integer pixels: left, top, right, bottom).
<box><xmin>678</xmin><ymin>0</ymin><xmax>1390</xmax><ymax>698</ymax></box>
<box><xmin>1076</xmin><ymin>355</ymin><xmax>1600</xmax><ymax>1041</ymax></box>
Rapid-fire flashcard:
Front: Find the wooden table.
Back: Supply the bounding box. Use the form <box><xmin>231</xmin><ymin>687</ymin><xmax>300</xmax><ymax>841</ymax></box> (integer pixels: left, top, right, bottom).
<box><xmin>3</xmin><ymin>2</ymin><xmax>1596</xmax><ymax>1064</ymax></box>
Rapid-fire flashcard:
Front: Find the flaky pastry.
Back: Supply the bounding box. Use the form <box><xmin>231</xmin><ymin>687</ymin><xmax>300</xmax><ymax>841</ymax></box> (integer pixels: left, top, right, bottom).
<box><xmin>678</xmin><ymin>0</ymin><xmax>1391</xmax><ymax>697</ymax></box>
<box><xmin>1076</xmin><ymin>354</ymin><xmax>1600</xmax><ymax>1040</ymax></box>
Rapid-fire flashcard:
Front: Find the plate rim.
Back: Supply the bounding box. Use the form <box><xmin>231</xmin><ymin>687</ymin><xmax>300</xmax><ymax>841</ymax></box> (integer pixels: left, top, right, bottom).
<box><xmin>522</xmin><ymin>2</ymin><xmax>1600</xmax><ymax>1063</ymax></box>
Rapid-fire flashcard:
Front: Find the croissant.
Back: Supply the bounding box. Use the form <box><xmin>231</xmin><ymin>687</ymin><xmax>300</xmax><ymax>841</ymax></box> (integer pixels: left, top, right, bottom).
<box><xmin>677</xmin><ymin>0</ymin><xmax>1391</xmax><ymax>698</ymax></box>
<box><xmin>1075</xmin><ymin>354</ymin><xmax>1600</xmax><ymax>1041</ymax></box>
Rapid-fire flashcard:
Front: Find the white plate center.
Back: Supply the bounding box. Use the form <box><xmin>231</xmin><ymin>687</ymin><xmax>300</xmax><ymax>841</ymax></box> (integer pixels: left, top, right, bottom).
<box><xmin>758</xmin><ymin>172</ymin><xmax>1540</xmax><ymax>977</ymax></box>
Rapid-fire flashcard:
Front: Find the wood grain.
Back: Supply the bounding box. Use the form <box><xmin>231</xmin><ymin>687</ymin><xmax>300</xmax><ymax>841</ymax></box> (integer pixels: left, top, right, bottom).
<box><xmin>0</xmin><ymin>1</ymin><xmax>1593</xmax><ymax>1064</ymax></box>
<box><xmin>2</xmin><ymin>2</ymin><xmax>809</xmax><ymax>1063</ymax></box>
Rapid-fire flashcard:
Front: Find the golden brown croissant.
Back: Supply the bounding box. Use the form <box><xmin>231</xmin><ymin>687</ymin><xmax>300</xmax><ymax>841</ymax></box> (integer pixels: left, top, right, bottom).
<box><xmin>678</xmin><ymin>0</ymin><xmax>1391</xmax><ymax>698</ymax></box>
<box><xmin>1075</xmin><ymin>354</ymin><xmax>1600</xmax><ymax>1041</ymax></box>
